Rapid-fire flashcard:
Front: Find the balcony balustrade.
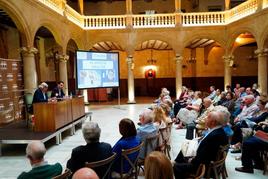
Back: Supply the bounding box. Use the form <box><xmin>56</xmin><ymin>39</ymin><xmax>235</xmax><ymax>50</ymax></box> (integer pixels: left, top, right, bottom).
<box><xmin>36</xmin><ymin>0</ymin><xmax>266</xmax><ymax>29</ymax></box>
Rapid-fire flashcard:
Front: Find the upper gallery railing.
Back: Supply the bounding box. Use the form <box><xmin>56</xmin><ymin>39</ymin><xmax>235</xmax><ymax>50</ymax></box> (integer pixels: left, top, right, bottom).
<box><xmin>83</xmin><ymin>15</ymin><xmax>126</xmax><ymax>29</ymax></box>
<box><xmin>132</xmin><ymin>14</ymin><xmax>175</xmax><ymax>28</ymax></box>
<box><xmin>37</xmin><ymin>0</ymin><xmax>264</xmax><ymax>29</ymax></box>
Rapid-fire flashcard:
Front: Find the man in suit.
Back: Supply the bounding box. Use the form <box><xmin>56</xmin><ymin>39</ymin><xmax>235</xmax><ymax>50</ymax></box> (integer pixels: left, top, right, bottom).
<box><xmin>51</xmin><ymin>81</ymin><xmax>65</xmax><ymax>98</ymax></box>
<box><xmin>173</xmin><ymin>111</ymin><xmax>229</xmax><ymax>178</ymax></box>
<box><xmin>67</xmin><ymin>121</ymin><xmax>113</xmax><ymax>178</ymax></box>
<box><xmin>32</xmin><ymin>82</ymin><xmax>49</xmax><ymax>104</ymax></box>
<box><xmin>18</xmin><ymin>141</ymin><xmax>62</xmax><ymax>179</ymax></box>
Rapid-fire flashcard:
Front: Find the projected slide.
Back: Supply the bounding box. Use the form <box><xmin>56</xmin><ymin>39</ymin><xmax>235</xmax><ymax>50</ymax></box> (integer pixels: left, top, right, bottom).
<box><xmin>76</xmin><ymin>51</ymin><xmax>119</xmax><ymax>89</ymax></box>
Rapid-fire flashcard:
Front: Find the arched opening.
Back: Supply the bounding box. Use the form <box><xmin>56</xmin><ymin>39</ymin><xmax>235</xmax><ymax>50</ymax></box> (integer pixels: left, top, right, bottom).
<box><xmin>66</xmin><ymin>39</ymin><xmax>78</xmax><ymax>95</ymax></box>
<box><xmin>0</xmin><ymin>8</ymin><xmax>27</xmax><ymax>125</ymax></box>
<box><xmin>231</xmin><ymin>32</ymin><xmax>258</xmax><ymax>88</ymax></box>
<box><xmin>134</xmin><ymin>40</ymin><xmax>174</xmax><ymax>97</ymax></box>
<box><xmin>183</xmin><ymin>38</ymin><xmax>224</xmax><ymax>92</ymax></box>
<box><xmin>34</xmin><ymin>26</ymin><xmax>61</xmax><ymax>87</ymax></box>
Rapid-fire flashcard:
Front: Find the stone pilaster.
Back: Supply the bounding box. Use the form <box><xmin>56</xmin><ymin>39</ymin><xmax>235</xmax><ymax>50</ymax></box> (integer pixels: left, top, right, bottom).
<box><xmin>20</xmin><ymin>47</ymin><xmax>38</xmax><ymax>93</ymax></box>
<box><xmin>56</xmin><ymin>54</ymin><xmax>69</xmax><ymax>95</ymax></box>
<box><xmin>175</xmin><ymin>55</ymin><xmax>183</xmax><ymax>99</ymax></box>
<box><xmin>255</xmin><ymin>48</ymin><xmax>268</xmax><ymax>94</ymax></box>
<box><xmin>127</xmin><ymin>55</ymin><xmax>136</xmax><ymax>103</ymax></box>
<box><xmin>222</xmin><ymin>55</ymin><xmax>233</xmax><ymax>90</ymax></box>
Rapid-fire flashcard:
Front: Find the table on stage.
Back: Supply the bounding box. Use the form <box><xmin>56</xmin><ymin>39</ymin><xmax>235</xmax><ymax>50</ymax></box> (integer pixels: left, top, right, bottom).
<box><xmin>33</xmin><ymin>96</ymin><xmax>85</xmax><ymax>132</ymax></box>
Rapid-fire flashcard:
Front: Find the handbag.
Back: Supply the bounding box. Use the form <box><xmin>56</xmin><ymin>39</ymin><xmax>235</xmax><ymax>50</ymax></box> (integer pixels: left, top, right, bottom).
<box><xmin>181</xmin><ymin>138</ymin><xmax>199</xmax><ymax>157</ymax></box>
<box><xmin>254</xmin><ymin>130</ymin><xmax>268</xmax><ymax>143</ymax></box>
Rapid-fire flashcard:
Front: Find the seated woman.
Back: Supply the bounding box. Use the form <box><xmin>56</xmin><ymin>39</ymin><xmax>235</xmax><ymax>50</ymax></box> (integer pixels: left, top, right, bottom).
<box><xmin>176</xmin><ymin>91</ymin><xmax>202</xmax><ymax>129</ymax></box>
<box><xmin>144</xmin><ymin>151</ymin><xmax>173</xmax><ymax>179</ymax></box>
<box><xmin>112</xmin><ymin>118</ymin><xmax>141</xmax><ymax>176</ymax></box>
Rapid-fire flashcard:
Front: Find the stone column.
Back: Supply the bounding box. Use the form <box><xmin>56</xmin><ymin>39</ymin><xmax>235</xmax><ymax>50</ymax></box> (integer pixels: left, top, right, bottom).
<box><xmin>225</xmin><ymin>0</ymin><xmax>230</xmax><ymax>10</ymax></box>
<box><xmin>78</xmin><ymin>0</ymin><xmax>84</xmax><ymax>15</ymax></box>
<box><xmin>222</xmin><ymin>55</ymin><xmax>233</xmax><ymax>89</ymax></box>
<box><xmin>127</xmin><ymin>55</ymin><xmax>136</xmax><ymax>103</ymax></box>
<box><xmin>126</xmin><ymin>0</ymin><xmax>133</xmax><ymax>14</ymax></box>
<box><xmin>175</xmin><ymin>0</ymin><xmax>181</xmax><ymax>12</ymax></box>
<box><xmin>255</xmin><ymin>48</ymin><xmax>268</xmax><ymax>94</ymax></box>
<box><xmin>175</xmin><ymin>55</ymin><xmax>183</xmax><ymax>99</ymax></box>
<box><xmin>56</xmin><ymin>54</ymin><xmax>69</xmax><ymax>95</ymax></box>
<box><xmin>20</xmin><ymin>47</ymin><xmax>38</xmax><ymax>93</ymax></box>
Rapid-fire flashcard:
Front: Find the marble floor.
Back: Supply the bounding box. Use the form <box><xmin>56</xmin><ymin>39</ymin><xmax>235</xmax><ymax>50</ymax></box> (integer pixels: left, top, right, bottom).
<box><xmin>0</xmin><ymin>103</ymin><xmax>267</xmax><ymax>178</ymax></box>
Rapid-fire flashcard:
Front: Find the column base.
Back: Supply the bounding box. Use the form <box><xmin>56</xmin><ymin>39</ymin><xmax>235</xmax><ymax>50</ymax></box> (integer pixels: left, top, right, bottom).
<box><xmin>127</xmin><ymin>100</ymin><xmax>136</xmax><ymax>104</ymax></box>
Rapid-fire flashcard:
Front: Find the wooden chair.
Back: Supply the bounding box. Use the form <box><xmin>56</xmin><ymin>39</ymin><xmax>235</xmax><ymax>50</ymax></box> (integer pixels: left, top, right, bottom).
<box><xmin>85</xmin><ymin>152</ymin><xmax>117</xmax><ymax>179</ymax></box>
<box><xmin>137</xmin><ymin>133</ymin><xmax>159</xmax><ymax>173</ymax></box>
<box><xmin>205</xmin><ymin>152</ymin><xmax>227</xmax><ymax>179</ymax></box>
<box><xmin>217</xmin><ymin>144</ymin><xmax>229</xmax><ymax>178</ymax></box>
<box><xmin>261</xmin><ymin>150</ymin><xmax>268</xmax><ymax>175</ymax></box>
<box><xmin>120</xmin><ymin>142</ymin><xmax>143</xmax><ymax>179</ymax></box>
<box><xmin>52</xmin><ymin>168</ymin><xmax>72</xmax><ymax>179</ymax></box>
<box><xmin>186</xmin><ymin>164</ymin><xmax>206</xmax><ymax>179</ymax></box>
<box><xmin>159</xmin><ymin>125</ymin><xmax>172</xmax><ymax>159</ymax></box>
<box><xmin>24</xmin><ymin>92</ymin><xmax>33</xmax><ymax>126</ymax></box>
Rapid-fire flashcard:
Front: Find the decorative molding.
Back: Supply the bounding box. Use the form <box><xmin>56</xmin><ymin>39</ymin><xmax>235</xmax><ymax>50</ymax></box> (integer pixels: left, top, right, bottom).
<box><xmin>254</xmin><ymin>48</ymin><xmax>268</xmax><ymax>57</ymax></box>
<box><xmin>56</xmin><ymin>54</ymin><xmax>69</xmax><ymax>62</ymax></box>
<box><xmin>19</xmin><ymin>47</ymin><xmax>38</xmax><ymax>55</ymax></box>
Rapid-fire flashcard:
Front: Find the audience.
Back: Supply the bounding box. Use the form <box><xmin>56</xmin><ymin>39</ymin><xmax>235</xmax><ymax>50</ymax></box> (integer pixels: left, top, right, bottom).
<box><xmin>18</xmin><ymin>141</ymin><xmax>62</xmax><ymax>179</ymax></box>
<box><xmin>212</xmin><ymin>89</ymin><xmax>221</xmax><ymax>105</ymax></box>
<box><xmin>153</xmin><ymin>106</ymin><xmax>167</xmax><ymax>129</ymax></box>
<box><xmin>112</xmin><ymin>118</ymin><xmax>141</xmax><ymax>176</ymax></box>
<box><xmin>72</xmin><ymin>167</ymin><xmax>99</xmax><ymax>179</ymax></box>
<box><xmin>207</xmin><ymin>85</ymin><xmax>216</xmax><ymax>100</ymax></box>
<box><xmin>195</xmin><ymin>98</ymin><xmax>214</xmax><ymax>131</ymax></box>
<box><xmin>66</xmin><ymin>122</ymin><xmax>112</xmax><ymax>178</ymax></box>
<box><xmin>137</xmin><ymin>109</ymin><xmax>158</xmax><ymax>159</ymax></box>
<box><xmin>176</xmin><ymin>91</ymin><xmax>202</xmax><ymax>129</ymax></box>
<box><xmin>173</xmin><ymin>111</ymin><xmax>228</xmax><ymax>179</ymax></box>
<box><xmin>144</xmin><ymin>151</ymin><xmax>173</xmax><ymax>179</ymax></box>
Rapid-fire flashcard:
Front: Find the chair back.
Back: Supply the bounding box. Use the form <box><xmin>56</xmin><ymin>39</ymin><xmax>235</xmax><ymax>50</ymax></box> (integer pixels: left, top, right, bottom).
<box><xmin>24</xmin><ymin>92</ymin><xmax>33</xmax><ymax>107</ymax></box>
<box><xmin>144</xmin><ymin>133</ymin><xmax>159</xmax><ymax>158</ymax></box>
<box><xmin>120</xmin><ymin>142</ymin><xmax>143</xmax><ymax>178</ymax></box>
<box><xmin>47</xmin><ymin>91</ymin><xmax>52</xmax><ymax>98</ymax></box>
<box><xmin>52</xmin><ymin>169</ymin><xmax>72</xmax><ymax>179</ymax></box>
<box><xmin>206</xmin><ymin>152</ymin><xmax>227</xmax><ymax>179</ymax></box>
<box><xmin>158</xmin><ymin>126</ymin><xmax>171</xmax><ymax>159</ymax></box>
<box><xmin>85</xmin><ymin>152</ymin><xmax>117</xmax><ymax>179</ymax></box>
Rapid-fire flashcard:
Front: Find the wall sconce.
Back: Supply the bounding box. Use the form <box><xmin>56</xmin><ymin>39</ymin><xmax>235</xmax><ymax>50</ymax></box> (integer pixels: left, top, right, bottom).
<box><xmin>145</xmin><ymin>68</ymin><xmax>156</xmax><ymax>79</ymax></box>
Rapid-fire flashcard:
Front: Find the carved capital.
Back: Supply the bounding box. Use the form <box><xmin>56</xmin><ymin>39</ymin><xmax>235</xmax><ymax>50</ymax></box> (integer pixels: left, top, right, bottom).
<box><xmin>175</xmin><ymin>55</ymin><xmax>183</xmax><ymax>62</ymax></box>
<box><xmin>255</xmin><ymin>48</ymin><xmax>268</xmax><ymax>57</ymax></box>
<box><xmin>56</xmin><ymin>54</ymin><xmax>69</xmax><ymax>62</ymax></box>
<box><xmin>19</xmin><ymin>47</ymin><xmax>38</xmax><ymax>55</ymax></box>
<box><xmin>222</xmin><ymin>55</ymin><xmax>234</xmax><ymax>63</ymax></box>
<box><xmin>126</xmin><ymin>55</ymin><xmax>133</xmax><ymax>64</ymax></box>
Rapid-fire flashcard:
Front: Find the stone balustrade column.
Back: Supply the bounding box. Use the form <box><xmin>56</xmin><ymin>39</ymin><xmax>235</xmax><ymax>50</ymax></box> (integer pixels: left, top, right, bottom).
<box><xmin>222</xmin><ymin>55</ymin><xmax>233</xmax><ymax>89</ymax></box>
<box><xmin>127</xmin><ymin>55</ymin><xmax>136</xmax><ymax>103</ymax></box>
<box><xmin>56</xmin><ymin>54</ymin><xmax>69</xmax><ymax>95</ymax></box>
<box><xmin>20</xmin><ymin>47</ymin><xmax>38</xmax><ymax>93</ymax></box>
<box><xmin>255</xmin><ymin>48</ymin><xmax>268</xmax><ymax>94</ymax></box>
<box><xmin>175</xmin><ymin>55</ymin><xmax>183</xmax><ymax>99</ymax></box>
<box><xmin>225</xmin><ymin>0</ymin><xmax>230</xmax><ymax>10</ymax></box>
<box><xmin>175</xmin><ymin>0</ymin><xmax>181</xmax><ymax>12</ymax></box>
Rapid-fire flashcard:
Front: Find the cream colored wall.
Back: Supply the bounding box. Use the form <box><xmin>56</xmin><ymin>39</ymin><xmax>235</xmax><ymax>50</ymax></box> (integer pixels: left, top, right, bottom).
<box><xmin>198</xmin><ymin>0</ymin><xmax>224</xmax><ymax>12</ymax></box>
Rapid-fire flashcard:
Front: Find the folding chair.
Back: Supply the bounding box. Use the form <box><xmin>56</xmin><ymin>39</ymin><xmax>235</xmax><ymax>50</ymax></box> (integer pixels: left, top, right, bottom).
<box><xmin>52</xmin><ymin>168</ymin><xmax>72</xmax><ymax>179</ymax></box>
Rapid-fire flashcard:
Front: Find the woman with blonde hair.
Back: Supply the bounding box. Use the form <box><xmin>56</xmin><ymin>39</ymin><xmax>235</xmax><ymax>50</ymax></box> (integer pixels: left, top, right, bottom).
<box><xmin>153</xmin><ymin>106</ymin><xmax>166</xmax><ymax>128</ymax></box>
<box><xmin>144</xmin><ymin>151</ymin><xmax>173</xmax><ymax>179</ymax></box>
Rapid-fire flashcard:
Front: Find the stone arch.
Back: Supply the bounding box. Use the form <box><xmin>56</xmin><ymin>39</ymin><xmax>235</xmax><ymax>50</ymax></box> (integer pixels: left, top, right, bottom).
<box><xmin>259</xmin><ymin>23</ymin><xmax>268</xmax><ymax>48</ymax></box>
<box><xmin>66</xmin><ymin>39</ymin><xmax>79</xmax><ymax>53</ymax></box>
<box><xmin>226</xmin><ymin>27</ymin><xmax>258</xmax><ymax>53</ymax></box>
<box><xmin>87</xmin><ymin>35</ymin><xmax>125</xmax><ymax>51</ymax></box>
<box><xmin>33</xmin><ymin>22</ymin><xmax>63</xmax><ymax>46</ymax></box>
<box><xmin>182</xmin><ymin>33</ymin><xmax>226</xmax><ymax>49</ymax></box>
<box><xmin>0</xmin><ymin>0</ymin><xmax>31</xmax><ymax>46</ymax></box>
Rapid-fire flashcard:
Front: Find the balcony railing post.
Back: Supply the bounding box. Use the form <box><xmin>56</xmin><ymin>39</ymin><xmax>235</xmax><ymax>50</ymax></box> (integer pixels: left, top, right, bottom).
<box><xmin>126</xmin><ymin>14</ymin><xmax>133</xmax><ymax>28</ymax></box>
<box><xmin>175</xmin><ymin>12</ymin><xmax>181</xmax><ymax>27</ymax></box>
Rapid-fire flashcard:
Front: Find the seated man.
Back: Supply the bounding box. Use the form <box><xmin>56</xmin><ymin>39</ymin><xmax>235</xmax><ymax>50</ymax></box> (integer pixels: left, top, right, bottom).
<box><xmin>72</xmin><ymin>167</ymin><xmax>99</xmax><ymax>179</ymax></box>
<box><xmin>51</xmin><ymin>81</ymin><xmax>65</xmax><ymax>99</ymax></box>
<box><xmin>137</xmin><ymin>108</ymin><xmax>158</xmax><ymax>159</ymax></box>
<box><xmin>67</xmin><ymin>121</ymin><xmax>112</xmax><ymax>178</ymax></box>
<box><xmin>173</xmin><ymin>111</ymin><xmax>228</xmax><ymax>179</ymax></box>
<box><xmin>32</xmin><ymin>82</ymin><xmax>49</xmax><ymax>104</ymax></box>
<box><xmin>195</xmin><ymin>98</ymin><xmax>214</xmax><ymax>130</ymax></box>
<box><xmin>18</xmin><ymin>141</ymin><xmax>62</xmax><ymax>179</ymax></box>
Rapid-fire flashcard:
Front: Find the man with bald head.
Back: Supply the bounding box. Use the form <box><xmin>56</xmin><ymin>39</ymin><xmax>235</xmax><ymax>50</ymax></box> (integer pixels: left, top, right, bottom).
<box><xmin>18</xmin><ymin>141</ymin><xmax>62</xmax><ymax>179</ymax></box>
<box><xmin>173</xmin><ymin>111</ymin><xmax>228</xmax><ymax>179</ymax></box>
<box><xmin>137</xmin><ymin>108</ymin><xmax>158</xmax><ymax>159</ymax></box>
<box><xmin>72</xmin><ymin>168</ymin><xmax>99</xmax><ymax>179</ymax></box>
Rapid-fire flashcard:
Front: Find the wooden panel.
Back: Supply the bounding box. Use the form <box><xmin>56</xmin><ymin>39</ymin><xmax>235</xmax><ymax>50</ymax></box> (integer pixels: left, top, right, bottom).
<box><xmin>33</xmin><ymin>97</ymin><xmax>85</xmax><ymax>132</ymax></box>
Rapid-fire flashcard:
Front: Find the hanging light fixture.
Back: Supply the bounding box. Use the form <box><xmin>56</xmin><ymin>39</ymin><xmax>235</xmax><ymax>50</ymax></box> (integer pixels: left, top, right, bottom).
<box><xmin>147</xmin><ymin>49</ymin><xmax>157</xmax><ymax>64</ymax></box>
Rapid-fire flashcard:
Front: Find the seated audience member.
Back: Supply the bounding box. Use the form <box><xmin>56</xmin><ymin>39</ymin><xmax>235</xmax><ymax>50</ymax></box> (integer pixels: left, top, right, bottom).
<box><xmin>137</xmin><ymin>109</ymin><xmax>158</xmax><ymax>159</ymax></box>
<box><xmin>212</xmin><ymin>89</ymin><xmax>221</xmax><ymax>105</ymax></box>
<box><xmin>153</xmin><ymin>106</ymin><xmax>167</xmax><ymax>129</ymax></box>
<box><xmin>225</xmin><ymin>85</ymin><xmax>232</xmax><ymax>93</ymax></box>
<box><xmin>195</xmin><ymin>98</ymin><xmax>214</xmax><ymax>130</ymax></box>
<box><xmin>176</xmin><ymin>91</ymin><xmax>202</xmax><ymax>128</ymax></box>
<box><xmin>154</xmin><ymin>87</ymin><xmax>171</xmax><ymax>104</ymax></box>
<box><xmin>245</xmin><ymin>87</ymin><xmax>253</xmax><ymax>95</ymax></box>
<box><xmin>144</xmin><ymin>151</ymin><xmax>173</xmax><ymax>179</ymax></box>
<box><xmin>212</xmin><ymin>106</ymin><xmax>233</xmax><ymax>137</ymax></box>
<box><xmin>18</xmin><ymin>141</ymin><xmax>62</xmax><ymax>179</ymax></box>
<box><xmin>160</xmin><ymin>102</ymin><xmax>173</xmax><ymax>123</ymax></box>
<box><xmin>234</xmin><ymin>83</ymin><xmax>241</xmax><ymax>96</ymax></box>
<box><xmin>163</xmin><ymin>98</ymin><xmax>175</xmax><ymax>118</ymax></box>
<box><xmin>51</xmin><ymin>81</ymin><xmax>65</xmax><ymax>98</ymax></box>
<box><xmin>67</xmin><ymin>122</ymin><xmax>112</xmax><ymax>178</ymax></box>
<box><xmin>32</xmin><ymin>82</ymin><xmax>49</xmax><ymax>104</ymax></box>
<box><xmin>72</xmin><ymin>167</ymin><xmax>99</xmax><ymax>179</ymax></box>
<box><xmin>207</xmin><ymin>86</ymin><xmax>216</xmax><ymax>100</ymax></box>
<box><xmin>235</xmin><ymin>132</ymin><xmax>268</xmax><ymax>174</ymax></box>
<box><xmin>217</xmin><ymin>92</ymin><xmax>227</xmax><ymax>106</ymax></box>
<box><xmin>221</xmin><ymin>92</ymin><xmax>235</xmax><ymax>115</ymax></box>
<box><xmin>112</xmin><ymin>118</ymin><xmax>141</xmax><ymax>175</ymax></box>
<box><xmin>173</xmin><ymin>111</ymin><xmax>228</xmax><ymax>179</ymax></box>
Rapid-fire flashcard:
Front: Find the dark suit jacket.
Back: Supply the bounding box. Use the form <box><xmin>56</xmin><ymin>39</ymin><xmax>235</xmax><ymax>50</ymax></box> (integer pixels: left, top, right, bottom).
<box><xmin>66</xmin><ymin>142</ymin><xmax>112</xmax><ymax>178</ymax></box>
<box><xmin>51</xmin><ymin>87</ymin><xmax>65</xmax><ymax>98</ymax></box>
<box><xmin>32</xmin><ymin>88</ymin><xmax>48</xmax><ymax>104</ymax></box>
<box><xmin>18</xmin><ymin>163</ymin><xmax>62</xmax><ymax>179</ymax></box>
<box><xmin>191</xmin><ymin>127</ymin><xmax>228</xmax><ymax>169</ymax></box>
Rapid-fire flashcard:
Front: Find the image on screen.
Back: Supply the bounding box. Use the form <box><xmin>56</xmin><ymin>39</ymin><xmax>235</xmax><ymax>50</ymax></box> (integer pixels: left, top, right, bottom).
<box><xmin>76</xmin><ymin>51</ymin><xmax>120</xmax><ymax>89</ymax></box>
